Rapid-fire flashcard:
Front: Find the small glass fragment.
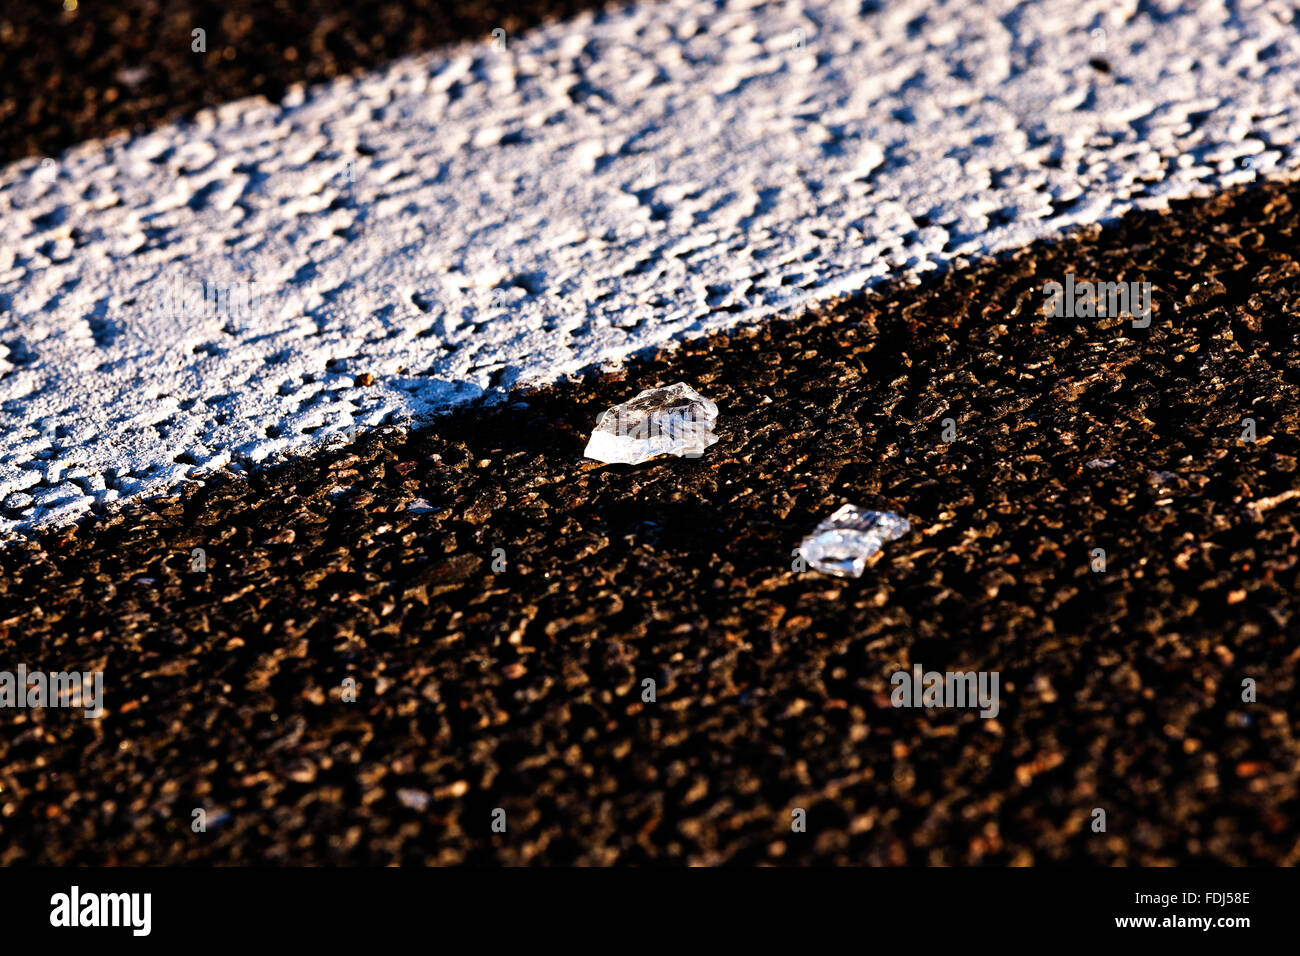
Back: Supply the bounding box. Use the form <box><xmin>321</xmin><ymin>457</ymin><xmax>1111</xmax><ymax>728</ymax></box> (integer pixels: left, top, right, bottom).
<box><xmin>799</xmin><ymin>504</ymin><xmax>911</xmax><ymax>578</ymax></box>
<box><xmin>583</xmin><ymin>383</ymin><xmax>719</xmax><ymax>465</ymax></box>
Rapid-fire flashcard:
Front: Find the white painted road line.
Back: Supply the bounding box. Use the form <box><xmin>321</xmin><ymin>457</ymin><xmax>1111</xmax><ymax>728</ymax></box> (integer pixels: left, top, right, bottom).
<box><xmin>2</xmin><ymin>0</ymin><xmax>1299</xmax><ymax>533</ymax></box>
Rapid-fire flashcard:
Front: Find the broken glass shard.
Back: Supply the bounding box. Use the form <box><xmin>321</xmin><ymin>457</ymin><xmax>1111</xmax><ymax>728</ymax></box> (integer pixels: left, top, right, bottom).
<box><xmin>583</xmin><ymin>383</ymin><xmax>719</xmax><ymax>465</ymax></box>
<box><xmin>799</xmin><ymin>505</ymin><xmax>911</xmax><ymax>578</ymax></box>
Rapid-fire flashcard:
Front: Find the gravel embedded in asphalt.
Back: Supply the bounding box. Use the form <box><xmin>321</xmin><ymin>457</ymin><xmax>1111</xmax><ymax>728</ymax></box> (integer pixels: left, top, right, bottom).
<box><xmin>2</xmin><ymin>179</ymin><xmax>1298</xmax><ymax>864</ymax></box>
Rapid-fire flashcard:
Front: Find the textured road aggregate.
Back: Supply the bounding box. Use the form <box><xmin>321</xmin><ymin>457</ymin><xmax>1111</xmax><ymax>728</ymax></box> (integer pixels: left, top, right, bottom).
<box><xmin>2</xmin><ymin>179</ymin><xmax>1298</xmax><ymax>864</ymax></box>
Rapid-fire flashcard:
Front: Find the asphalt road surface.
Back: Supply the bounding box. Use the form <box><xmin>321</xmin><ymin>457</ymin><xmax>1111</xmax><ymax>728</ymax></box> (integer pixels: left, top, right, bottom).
<box><xmin>2</xmin><ymin>178</ymin><xmax>1297</xmax><ymax>864</ymax></box>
